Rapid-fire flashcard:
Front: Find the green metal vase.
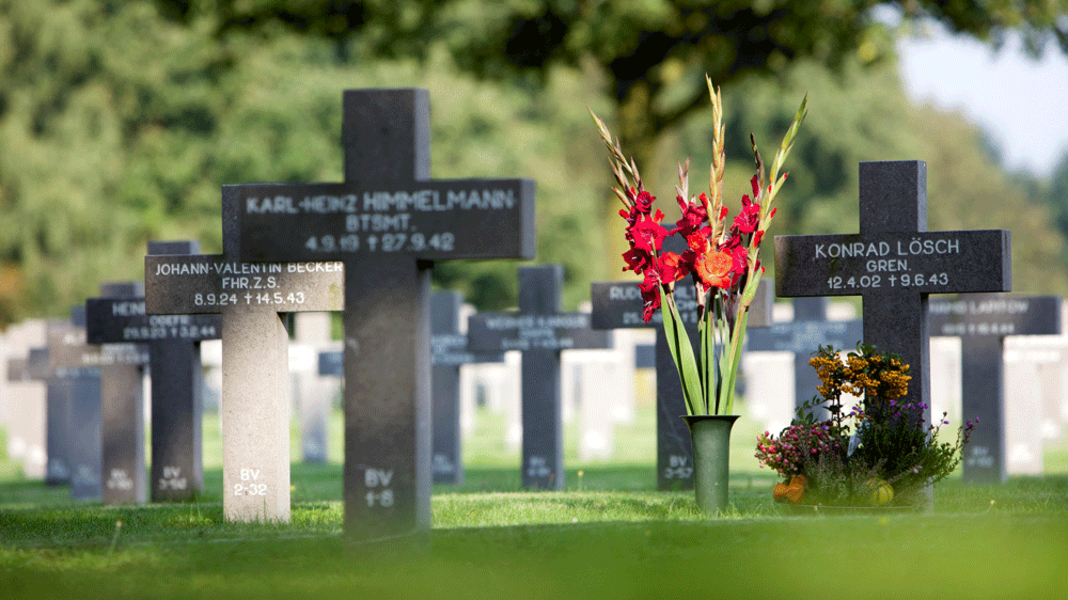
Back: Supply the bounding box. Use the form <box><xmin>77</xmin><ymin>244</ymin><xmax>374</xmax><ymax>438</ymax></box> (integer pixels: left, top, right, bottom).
<box><xmin>682</xmin><ymin>415</ymin><xmax>739</xmax><ymax>514</ymax></box>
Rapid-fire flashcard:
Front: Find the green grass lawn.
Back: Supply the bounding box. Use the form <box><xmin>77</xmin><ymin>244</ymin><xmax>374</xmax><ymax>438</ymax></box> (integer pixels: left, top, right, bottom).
<box><xmin>2</xmin><ymin>405</ymin><xmax>1067</xmax><ymax>599</ymax></box>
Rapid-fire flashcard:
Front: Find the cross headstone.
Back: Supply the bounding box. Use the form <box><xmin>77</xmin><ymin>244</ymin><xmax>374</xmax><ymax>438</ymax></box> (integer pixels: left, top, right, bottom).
<box><xmin>747</xmin><ymin>297</ymin><xmax>863</xmax><ymax>419</ymax></box>
<box><xmin>468</xmin><ymin>265</ymin><xmax>611</xmax><ymax>489</ymax></box>
<box><xmin>232</xmin><ymin>89</ymin><xmax>535</xmax><ymax>539</ymax></box>
<box><xmin>775</xmin><ymin>161</ymin><xmax>1012</xmax><ymax>494</ymax></box>
<box><xmin>84</xmin><ymin>282</ymin><xmax>151</xmax><ymax>504</ymax></box>
<box><xmin>590</xmin><ymin>279</ymin><xmax>773</xmax><ymax>489</ymax></box>
<box><xmin>47</xmin><ymin>307</ymin><xmax>109</xmax><ymax>500</ymax></box>
<box><xmin>929</xmin><ymin>293</ymin><xmax>1062</xmax><ymax>483</ymax></box>
<box><xmin>27</xmin><ymin>345</ymin><xmax>67</xmax><ymax>485</ymax></box>
<box><xmin>87</xmin><ymin>243</ymin><xmax>221</xmax><ymax>501</ymax></box>
<box><xmin>145</xmin><ymin>197</ymin><xmax>344</xmax><ymax>522</ymax></box>
<box><xmin>430</xmin><ymin>290</ymin><xmax>504</xmax><ymax>484</ymax></box>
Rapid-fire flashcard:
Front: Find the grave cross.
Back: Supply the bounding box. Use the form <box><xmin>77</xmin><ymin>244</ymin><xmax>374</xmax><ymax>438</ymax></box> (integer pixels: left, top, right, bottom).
<box><xmin>145</xmin><ymin>199</ymin><xmax>344</xmax><ymax>522</ymax></box>
<box><xmin>775</xmin><ymin>161</ymin><xmax>1011</xmax><ymax>440</ymax></box>
<box><xmin>747</xmin><ymin>297</ymin><xmax>862</xmax><ymax>419</ymax></box>
<box><xmin>430</xmin><ymin>290</ymin><xmax>504</xmax><ymax>484</ymax></box>
<box><xmin>26</xmin><ymin>345</ymin><xmax>69</xmax><ymax>486</ymax></box>
<box><xmin>48</xmin><ymin>303</ymin><xmax>149</xmax><ymax>501</ymax></box>
<box><xmin>88</xmin><ymin>242</ymin><xmax>221</xmax><ymax>501</ymax></box>
<box><xmin>232</xmin><ymin>89</ymin><xmax>535</xmax><ymax>540</ymax></box>
<box><xmin>929</xmin><ymin>293</ymin><xmax>1062</xmax><ymax>483</ymax></box>
<box><xmin>46</xmin><ymin>308</ymin><xmax>104</xmax><ymax>500</ymax></box>
<box><xmin>85</xmin><ymin>281</ymin><xmax>151</xmax><ymax>504</ymax></box>
<box><xmin>469</xmin><ymin>265</ymin><xmax>611</xmax><ymax>490</ymax></box>
<box><xmin>590</xmin><ymin>279</ymin><xmax>772</xmax><ymax>490</ymax></box>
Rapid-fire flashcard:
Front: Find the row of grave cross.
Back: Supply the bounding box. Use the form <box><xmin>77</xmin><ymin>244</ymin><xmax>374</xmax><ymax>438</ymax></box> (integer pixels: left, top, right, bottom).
<box><xmin>6</xmin><ymin>88</ymin><xmax>1051</xmax><ymax>540</ymax></box>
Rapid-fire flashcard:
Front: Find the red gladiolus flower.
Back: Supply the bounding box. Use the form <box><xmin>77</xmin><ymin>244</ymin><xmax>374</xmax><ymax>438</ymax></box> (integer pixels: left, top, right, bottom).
<box><xmin>657</xmin><ymin>251</ymin><xmax>690</xmax><ymax>284</ymax></box>
<box><xmin>634</xmin><ymin>190</ymin><xmax>655</xmax><ymax>214</ymax></box>
<box><xmin>686</xmin><ymin>232</ymin><xmax>711</xmax><ymax>255</ymax></box>
<box><xmin>621</xmin><ymin>248</ymin><xmax>653</xmax><ymax>274</ymax></box>
<box><xmin>638</xmin><ymin>269</ymin><xmax>662</xmax><ymax>322</ymax></box>
<box><xmin>695</xmin><ymin>250</ymin><xmax>734</xmax><ymax>289</ymax></box>
<box><xmin>730</xmin><ymin>245</ymin><xmax>749</xmax><ymax>276</ymax></box>
<box><xmin>628</xmin><ymin>211</ymin><xmax>668</xmax><ymax>254</ymax></box>
<box><xmin>673</xmin><ymin>203</ymin><xmax>708</xmax><ymax>238</ymax></box>
<box><xmin>732</xmin><ymin>193</ymin><xmax>760</xmax><ymax>234</ymax></box>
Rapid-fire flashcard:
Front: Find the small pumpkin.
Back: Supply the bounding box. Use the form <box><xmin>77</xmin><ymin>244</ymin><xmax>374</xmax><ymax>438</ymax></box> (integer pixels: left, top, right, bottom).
<box><xmin>772</xmin><ymin>482</ymin><xmax>789</xmax><ymax>502</ymax></box>
<box><xmin>784</xmin><ymin>482</ymin><xmax>805</xmax><ymax>504</ymax></box>
<box><xmin>867</xmin><ymin>479</ymin><xmax>894</xmax><ymax>506</ymax></box>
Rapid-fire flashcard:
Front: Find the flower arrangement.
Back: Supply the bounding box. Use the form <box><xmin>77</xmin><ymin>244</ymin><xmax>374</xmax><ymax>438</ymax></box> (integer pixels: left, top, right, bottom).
<box><xmin>590</xmin><ymin>78</ymin><xmax>807</xmax><ymax>416</ymax></box>
<box><xmin>755</xmin><ymin>343</ymin><xmax>977</xmax><ymax>507</ymax></box>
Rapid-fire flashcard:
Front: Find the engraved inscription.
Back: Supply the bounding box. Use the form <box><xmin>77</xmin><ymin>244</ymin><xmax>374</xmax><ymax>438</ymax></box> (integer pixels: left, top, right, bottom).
<box><xmin>364</xmin><ymin>468</ymin><xmax>395</xmax><ymax>508</ymax></box>
<box><xmin>233</xmin><ymin>468</ymin><xmax>267</xmax><ymax>496</ymax></box>
<box><xmin>145</xmin><ymin>255</ymin><xmax>344</xmax><ymax>315</ymax></box>
<box><xmin>664</xmin><ymin>455</ymin><xmax>693</xmax><ymax>480</ymax></box>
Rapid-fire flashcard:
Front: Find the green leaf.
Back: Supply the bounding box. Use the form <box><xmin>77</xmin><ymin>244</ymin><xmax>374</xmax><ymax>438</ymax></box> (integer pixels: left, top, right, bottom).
<box><xmin>699</xmin><ymin>289</ymin><xmax>715</xmax><ymax>410</ymax></box>
<box><xmin>719</xmin><ymin>308</ymin><xmax>750</xmax><ymax>415</ymax></box>
<box><xmin>659</xmin><ymin>286</ymin><xmax>705</xmax><ymax>415</ymax></box>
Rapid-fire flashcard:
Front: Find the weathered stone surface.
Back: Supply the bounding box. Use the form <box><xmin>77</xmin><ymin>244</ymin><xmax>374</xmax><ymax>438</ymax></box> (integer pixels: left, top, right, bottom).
<box><xmin>145</xmin><ymin>197</ymin><xmax>345</xmax><ymax>522</ymax></box>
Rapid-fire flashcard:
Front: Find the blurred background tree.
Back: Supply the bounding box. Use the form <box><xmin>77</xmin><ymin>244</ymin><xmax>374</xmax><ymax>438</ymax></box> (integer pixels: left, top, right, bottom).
<box><xmin>1</xmin><ymin>0</ymin><xmax>1067</xmax><ymax>326</ymax></box>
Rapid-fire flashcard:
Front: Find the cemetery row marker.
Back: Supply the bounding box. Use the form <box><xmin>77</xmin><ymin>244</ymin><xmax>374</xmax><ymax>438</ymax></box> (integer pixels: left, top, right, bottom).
<box><xmin>469</xmin><ymin>265</ymin><xmax>611</xmax><ymax>490</ymax></box>
<box><xmin>146</xmin><ymin>194</ymin><xmax>344</xmax><ymax>523</ymax></box>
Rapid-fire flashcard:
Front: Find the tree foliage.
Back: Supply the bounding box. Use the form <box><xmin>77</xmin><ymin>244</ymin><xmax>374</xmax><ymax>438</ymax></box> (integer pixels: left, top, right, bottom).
<box><xmin>154</xmin><ymin>0</ymin><xmax>1068</xmax><ymax>171</ymax></box>
<box><xmin>0</xmin><ymin>0</ymin><xmax>611</xmax><ymax>324</ymax></box>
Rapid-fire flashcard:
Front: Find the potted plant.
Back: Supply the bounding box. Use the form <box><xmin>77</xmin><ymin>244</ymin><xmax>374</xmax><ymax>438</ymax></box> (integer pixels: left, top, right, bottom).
<box><xmin>756</xmin><ymin>342</ymin><xmax>977</xmax><ymax>510</ymax></box>
<box><xmin>590</xmin><ymin>78</ymin><xmax>807</xmax><ymax>513</ymax></box>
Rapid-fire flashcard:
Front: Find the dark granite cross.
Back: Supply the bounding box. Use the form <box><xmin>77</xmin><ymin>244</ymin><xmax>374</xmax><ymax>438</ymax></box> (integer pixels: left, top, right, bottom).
<box><xmin>25</xmin><ymin>346</ymin><xmax>68</xmax><ymax>486</ymax></box>
<box><xmin>88</xmin><ymin>244</ymin><xmax>221</xmax><ymax>501</ymax></box>
<box><xmin>231</xmin><ymin>89</ymin><xmax>535</xmax><ymax>540</ymax></box>
<box><xmin>48</xmin><ymin>303</ymin><xmax>148</xmax><ymax>501</ymax></box>
<box><xmin>775</xmin><ymin>160</ymin><xmax>1012</xmax><ymax>438</ymax></box>
<box><xmin>468</xmin><ymin>265</ymin><xmax>610</xmax><ymax>489</ymax></box>
<box><xmin>929</xmin><ymin>293</ymin><xmax>1061</xmax><ymax>483</ymax></box>
<box><xmin>590</xmin><ymin>279</ymin><xmax>772</xmax><ymax>490</ymax></box>
<box><xmin>84</xmin><ymin>281</ymin><xmax>150</xmax><ymax>504</ymax></box>
<box><xmin>318</xmin><ymin>291</ymin><xmax>507</xmax><ymax>486</ymax></box>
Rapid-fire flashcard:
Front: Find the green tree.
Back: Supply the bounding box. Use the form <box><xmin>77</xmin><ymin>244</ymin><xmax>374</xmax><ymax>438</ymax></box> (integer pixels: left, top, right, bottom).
<box><xmin>0</xmin><ymin>1</ymin><xmax>611</xmax><ymax>324</ymax></box>
<box><xmin>153</xmin><ymin>0</ymin><xmax>1068</xmax><ymax>204</ymax></box>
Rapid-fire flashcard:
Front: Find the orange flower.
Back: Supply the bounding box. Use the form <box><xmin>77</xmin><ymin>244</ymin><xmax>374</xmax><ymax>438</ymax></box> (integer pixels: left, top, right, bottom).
<box><xmin>695</xmin><ymin>250</ymin><xmax>733</xmax><ymax>289</ymax></box>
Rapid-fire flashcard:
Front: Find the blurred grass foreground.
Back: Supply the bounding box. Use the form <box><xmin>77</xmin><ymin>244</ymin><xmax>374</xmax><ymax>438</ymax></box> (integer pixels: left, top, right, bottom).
<box><xmin>1</xmin><ymin>404</ymin><xmax>1067</xmax><ymax>599</ymax></box>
